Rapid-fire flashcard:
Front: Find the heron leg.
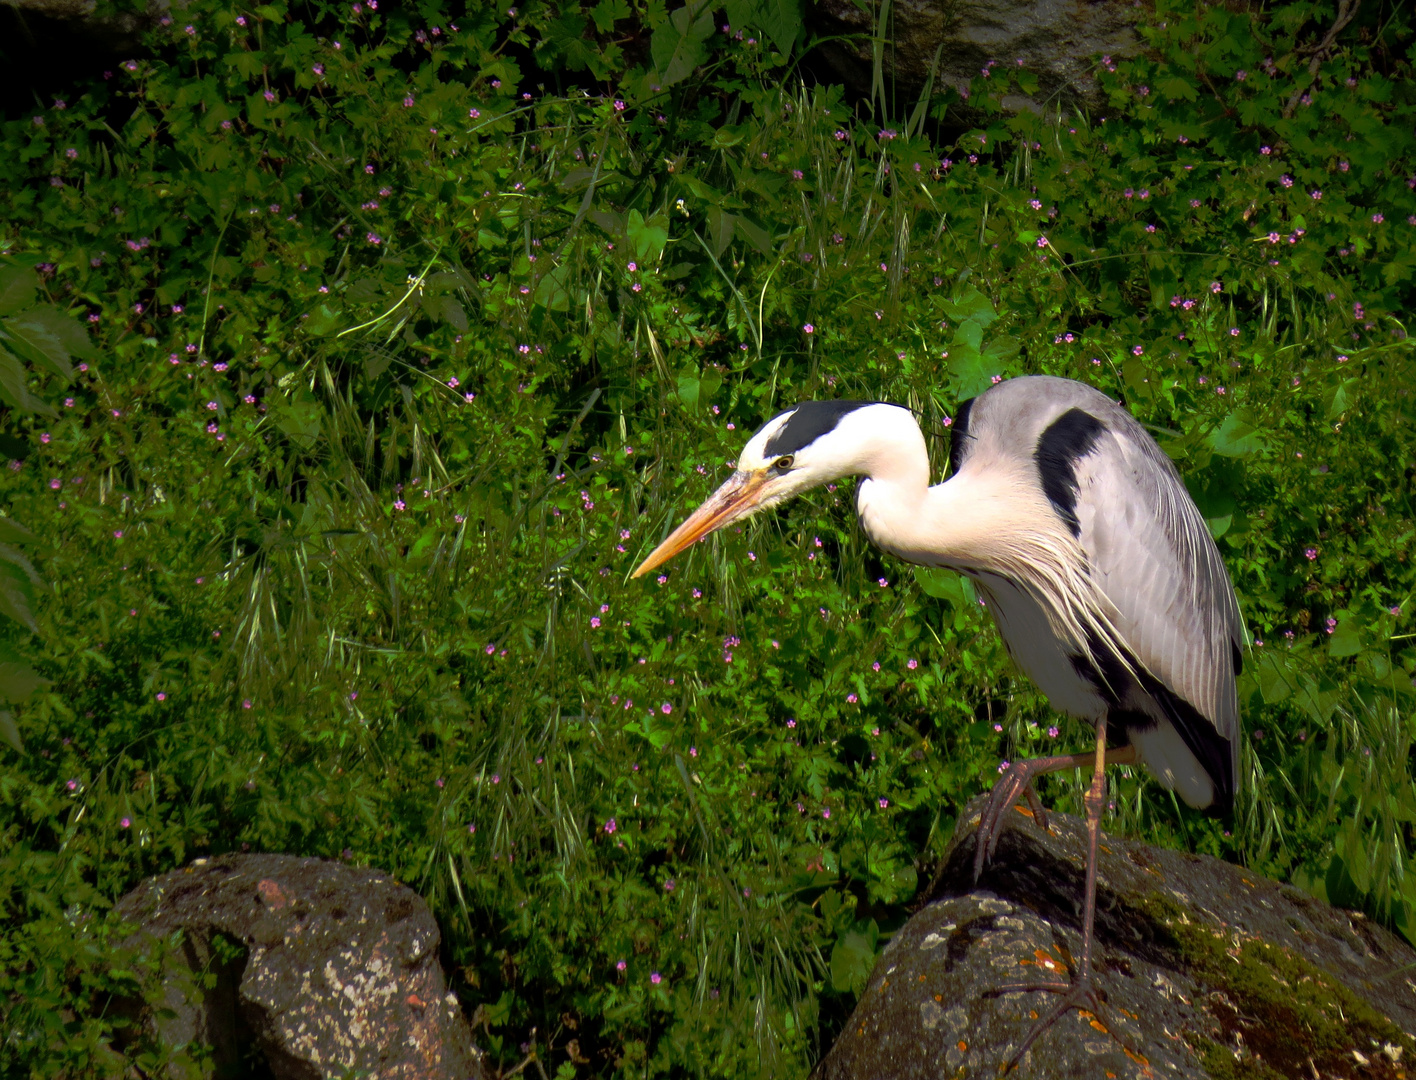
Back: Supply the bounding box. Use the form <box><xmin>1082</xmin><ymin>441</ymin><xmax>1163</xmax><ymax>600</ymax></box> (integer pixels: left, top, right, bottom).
<box><xmin>971</xmin><ymin>738</ymin><xmax>1136</xmax><ymax>883</ymax></box>
<box><xmin>985</xmin><ymin>718</ymin><xmax>1141</xmax><ymax>1073</ymax></box>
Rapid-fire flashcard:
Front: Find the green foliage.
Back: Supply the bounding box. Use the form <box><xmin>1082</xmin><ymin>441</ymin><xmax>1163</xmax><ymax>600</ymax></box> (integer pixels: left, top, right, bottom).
<box><xmin>1</xmin><ymin>0</ymin><xmax>1414</xmax><ymax>1074</ymax></box>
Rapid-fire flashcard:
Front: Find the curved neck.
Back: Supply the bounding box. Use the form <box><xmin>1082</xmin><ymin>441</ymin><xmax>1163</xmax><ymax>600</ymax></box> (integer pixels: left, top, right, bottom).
<box><xmin>856</xmin><ymin>453</ymin><xmax>1040</xmax><ymax>576</ymax></box>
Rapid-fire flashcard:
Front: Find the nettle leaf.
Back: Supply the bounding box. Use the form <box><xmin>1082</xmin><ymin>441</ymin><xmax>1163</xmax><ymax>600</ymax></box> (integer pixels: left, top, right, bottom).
<box><xmin>1158</xmin><ymin>75</ymin><xmax>1198</xmax><ymax>102</ymax></box>
<box><xmin>1</xmin><ymin>313</ymin><xmax>78</xmax><ymax>379</ymax></box>
<box><xmin>706</xmin><ymin>206</ymin><xmax>734</xmax><ymax>257</ymax></box>
<box><xmin>627</xmin><ymin>209</ymin><xmax>670</xmax><ymax>264</ymax></box>
<box><xmin>0</xmin><ymin>518</ymin><xmax>36</xmax><ymax>545</ymax></box>
<box><xmin>0</xmin><ymin>662</ymin><xmax>48</xmax><ymax>704</ymax></box>
<box><xmin>0</xmin><ymin>560</ymin><xmax>38</xmax><ymax>634</ymax></box>
<box><xmin>1328</xmin><ymin>614</ymin><xmax>1363</xmax><ymax>659</ymax></box>
<box><xmin>650</xmin><ymin>1</ymin><xmax>715</xmax><ymax>88</ymax></box>
<box><xmin>274</xmin><ymin>399</ymin><xmax>323</xmax><ymax>450</ymax></box>
<box><xmin>757</xmin><ymin>0</ymin><xmax>802</xmax><ymax>54</ymax></box>
<box><xmin>532</xmin><ymin>264</ymin><xmax>572</xmax><ymax>311</ymax></box>
<box><xmin>733</xmin><ymin>214</ymin><xmax>772</xmax><ymax>256</ymax></box>
<box><xmin>591</xmin><ymin>0</ymin><xmax>630</xmax><ymax>33</ymax></box>
<box><xmin>942</xmin><ymin>285</ymin><xmax>997</xmax><ymax>327</ymax></box>
<box><xmin>0</xmin><ymin>709</ymin><xmax>19</xmax><ymax>754</ymax></box>
<box><xmin>1326</xmin><ymin>376</ymin><xmax>1357</xmax><ymax>421</ymax></box>
<box><xmin>1207</xmin><ymin>412</ymin><xmax>1265</xmax><ymax>457</ymax></box>
<box><xmin>0</xmin><ymin>265</ymin><xmax>36</xmax><ymax>316</ymax></box>
<box><xmin>913</xmin><ymin>567</ymin><xmax>975</xmax><ymax>607</ymax></box>
<box><xmin>828</xmin><ymin>918</ymin><xmax>878</xmax><ymax>994</ymax></box>
<box><xmin>676</xmin><ymin>372</ymin><xmax>700</xmax><ymax>409</ymax></box>
<box><xmin>303</xmin><ymin>304</ymin><xmax>344</xmax><ymax>337</ymax></box>
<box><xmin>0</xmin><ymin>345</ymin><xmax>55</xmax><ymax>417</ymax></box>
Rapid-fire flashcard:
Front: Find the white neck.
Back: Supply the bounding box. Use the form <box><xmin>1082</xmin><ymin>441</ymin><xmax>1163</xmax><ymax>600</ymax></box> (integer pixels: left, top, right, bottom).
<box><xmin>857</xmin><ymin>464</ymin><xmax>1037</xmax><ymax>575</ymax></box>
<box><xmin>847</xmin><ymin>410</ymin><xmax>1121</xmax><ymax>660</ymax></box>
<box><xmin>840</xmin><ymin>410</ymin><xmax>1034</xmax><ymax>575</ymax></box>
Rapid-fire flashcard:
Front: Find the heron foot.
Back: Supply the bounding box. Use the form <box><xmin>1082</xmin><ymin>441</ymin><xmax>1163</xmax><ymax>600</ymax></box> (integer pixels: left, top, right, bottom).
<box><xmin>972</xmin><ymin>762</ymin><xmax>1053</xmax><ymax>883</ymax></box>
<box><xmin>986</xmin><ymin>971</ymin><xmax>1136</xmax><ymax>1075</ymax></box>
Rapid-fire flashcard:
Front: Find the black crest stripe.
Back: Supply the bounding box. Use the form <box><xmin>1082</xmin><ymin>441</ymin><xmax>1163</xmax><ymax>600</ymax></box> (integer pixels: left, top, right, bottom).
<box><xmin>762</xmin><ymin>400</ymin><xmax>876</xmax><ymax>457</ymax></box>
<box><xmin>1035</xmin><ymin>408</ymin><xmax>1106</xmax><ymax>537</ymax></box>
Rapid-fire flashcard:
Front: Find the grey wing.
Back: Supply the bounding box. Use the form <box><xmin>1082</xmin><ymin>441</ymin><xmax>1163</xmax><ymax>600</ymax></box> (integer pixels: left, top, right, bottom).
<box><xmin>1071</xmin><ymin>418</ymin><xmax>1244</xmax><ymax>794</ymax></box>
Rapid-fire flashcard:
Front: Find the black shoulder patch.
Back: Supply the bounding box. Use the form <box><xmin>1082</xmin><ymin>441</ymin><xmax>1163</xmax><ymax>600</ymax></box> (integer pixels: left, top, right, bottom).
<box><xmin>763</xmin><ymin>400</ymin><xmax>875</xmax><ymax>457</ymax></box>
<box><xmin>1035</xmin><ymin>408</ymin><xmax>1106</xmax><ymax>537</ymax></box>
<box><xmin>946</xmin><ymin>396</ymin><xmax>975</xmax><ymax>478</ymax></box>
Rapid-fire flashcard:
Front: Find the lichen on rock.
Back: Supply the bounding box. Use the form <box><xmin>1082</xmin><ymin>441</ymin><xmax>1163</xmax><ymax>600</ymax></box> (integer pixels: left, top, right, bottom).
<box><xmin>812</xmin><ymin>794</ymin><xmax>1416</xmax><ymax>1079</ymax></box>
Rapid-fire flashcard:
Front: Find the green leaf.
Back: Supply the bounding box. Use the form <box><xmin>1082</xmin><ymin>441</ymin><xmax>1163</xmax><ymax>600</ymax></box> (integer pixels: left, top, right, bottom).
<box><xmin>591</xmin><ymin>0</ymin><xmax>630</xmax><ymax>33</ymax></box>
<box><xmin>0</xmin><ymin>266</ymin><xmax>35</xmax><ymax>317</ymax></box>
<box><xmin>0</xmin><ymin>345</ymin><xmax>56</xmax><ymax>417</ymax></box>
<box><xmin>0</xmin><ymin>709</ymin><xmax>20</xmax><ymax>754</ymax></box>
<box><xmin>710</xmin><ymin>124</ymin><xmax>747</xmax><ymax>149</ymax></box>
<box><xmin>829</xmin><ymin>919</ymin><xmax>878</xmax><ymax>995</ymax></box>
<box><xmin>1157</xmin><ymin>76</ymin><xmax>1198</xmax><ymax>102</ymax></box>
<box><xmin>650</xmin><ymin>1</ymin><xmax>715</xmax><ymax>88</ymax></box>
<box><xmin>5</xmin><ymin>306</ymin><xmax>94</xmax><ymax>372</ymax></box>
<box><xmin>982</xmin><ymin>334</ymin><xmax>1020</xmax><ymax>363</ymax></box>
<box><xmin>303</xmin><ymin>303</ymin><xmax>344</xmax><ymax>337</ymax></box>
<box><xmin>626</xmin><ymin>713</ymin><xmax>672</xmax><ymax>749</ymax></box>
<box><xmin>757</xmin><ymin>0</ymin><xmax>802</xmax><ymax>54</ymax></box>
<box><xmin>676</xmin><ymin>373</ymin><xmax>700</xmax><ymax>409</ymax></box>
<box><xmin>1326</xmin><ymin>376</ymin><xmax>1357</xmax><ymax>420</ymax></box>
<box><xmin>532</xmin><ymin>264</ymin><xmax>572</xmax><ymax>311</ymax></box>
<box><xmin>0</xmin><ymin>560</ymin><xmax>37</xmax><ymax>633</ymax></box>
<box><xmin>364</xmin><ymin>353</ymin><xmax>391</xmax><ymax>381</ymax></box>
<box><xmin>1</xmin><ymin>312</ymin><xmax>77</xmax><ymax>377</ymax></box>
<box><xmin>0</xmin><ymin>662</ymin><xmax>48</xmax><ymax>704</ymax></box>
<box><xmin>627</xmin><ymin>210</ymin><xmax>670</xmax><ymax>264</ymax></box>
<box><xmin>1251</xmin><ymin>652</ymin><xmax>1293</xmax><ymax>704</ymax></box>
<box><xmin>274</xmin><ymin>401</ymin><xmax>322</xmax><ymax>450</ymax></box>
<box><xmin>914</xmin><ymin>567</ymin><xmax>975</xmax><ymax>606</ymax></box>
<box><xmin>0</xmin><ymin>518</ymin><xmax>36</xmax><ymax>545</ymax></box>
<box><xmin>733</xmin><ymin>214</ymin><xmax>772</xmax><ymax>256</ymax></box>
<box><xmin>946</xmin><ymin>323</ymin><xmax>1001</xmax><ymax>399</ymax></box>
<box><xmin>706</xmin><ymin>206</ymin><xmax>734</xmax><ymax>257</ymax></box>
<box><xmin>942</xmin><ymin>285</ymin><xmax>997</xmax><ymax>327</ymax></box>
<box><xmin>1206</xmin><ymin>412</ymin><xmax>1264</xmax><ymax>458</ymax></box>
<box><xmin>1328</xmin><ymin>618</ymin><xmax>1363</xmax><ymax>659</ymax></box>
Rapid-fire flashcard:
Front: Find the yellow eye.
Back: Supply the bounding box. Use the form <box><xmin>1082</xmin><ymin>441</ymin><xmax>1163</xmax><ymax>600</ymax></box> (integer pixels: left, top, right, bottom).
<box><xmin>774</xmin><ymin>455</ymin><xmax>794</xmax><ymax>470</ymax></box>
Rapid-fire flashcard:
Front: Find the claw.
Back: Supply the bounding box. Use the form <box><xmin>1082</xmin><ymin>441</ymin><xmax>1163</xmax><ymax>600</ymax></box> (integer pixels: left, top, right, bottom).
<box><xmin>986</xmin><ymin>974</ymin><xmax>1137</xmax><ymax>1074</ymax></box>
<box><xmin>972</xmin><ymin>759</ymin><xmax>1056</xmax><ymax>882</ymax></box>
<box><xmin>1021</xmin><ymin>784</ymin><xmax>1050</xmax><ymax>835</ymax></box>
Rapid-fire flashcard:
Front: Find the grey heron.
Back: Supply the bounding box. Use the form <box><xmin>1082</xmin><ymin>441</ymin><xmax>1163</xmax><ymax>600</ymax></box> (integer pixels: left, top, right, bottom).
<box><xmin>632</xmin><ymin>375</ymin><xmax>1243</xmax><ymax>1064</ymax></box>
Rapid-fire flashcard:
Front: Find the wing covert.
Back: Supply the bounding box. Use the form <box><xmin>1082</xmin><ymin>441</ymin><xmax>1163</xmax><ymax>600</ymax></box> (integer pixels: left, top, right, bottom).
<box><xmin>1068</xmin><ymin>418</ymin><xmax>1243</xmax><ymax>789</ymax></box>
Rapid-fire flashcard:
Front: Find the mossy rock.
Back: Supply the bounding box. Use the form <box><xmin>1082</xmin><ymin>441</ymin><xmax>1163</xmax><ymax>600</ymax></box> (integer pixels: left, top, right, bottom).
<box><xmin>814</xmin><ymin>795</ymin><xmax>1415</xmax><ymax>1079</ymax></box>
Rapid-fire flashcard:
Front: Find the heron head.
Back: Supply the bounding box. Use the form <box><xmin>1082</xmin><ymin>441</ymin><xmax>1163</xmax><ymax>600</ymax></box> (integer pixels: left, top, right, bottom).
<box><xmin>631</xmin><ymin>400</ymin><xmax>893</xmax><ymax>578</ymax></box>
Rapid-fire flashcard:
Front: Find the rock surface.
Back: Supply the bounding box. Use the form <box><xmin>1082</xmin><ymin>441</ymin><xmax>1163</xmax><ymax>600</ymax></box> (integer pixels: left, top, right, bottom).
<box><xmin>114</xmin><ymin>853</ymin><xmax>485</xmax><ymax>1080</ymax></box>
<box><xmin>2</xmin><ymin>0</ymin><xmax>161</xmax><ymax>53</ymax></box>
<box><xmin>809</xmin><ymin>0</ymin><xmax>1143</xmax><ymax>116</ymax></box>
<box><xmin>813</xmin><ymin>794</ymin><xmax>1416</xmax><ymax>1079</ymax></box>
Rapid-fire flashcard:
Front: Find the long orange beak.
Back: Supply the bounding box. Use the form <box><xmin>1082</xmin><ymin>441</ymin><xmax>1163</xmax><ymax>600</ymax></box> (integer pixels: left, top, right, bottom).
<box><xmin>632</xmin><ymin>470</ymin><xmax>769</xmax><ymax>578</ymax></box>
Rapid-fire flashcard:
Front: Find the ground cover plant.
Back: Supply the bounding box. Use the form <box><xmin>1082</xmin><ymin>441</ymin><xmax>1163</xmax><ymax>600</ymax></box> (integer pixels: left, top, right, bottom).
<box><xmin>0</xmin><ymin>0</ymin><xmax>1414</xmax><ymax>1073</ymax></box>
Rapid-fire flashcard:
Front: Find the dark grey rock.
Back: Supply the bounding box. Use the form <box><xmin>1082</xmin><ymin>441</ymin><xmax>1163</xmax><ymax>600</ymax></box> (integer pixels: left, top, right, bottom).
<box><xmin>810</xmin><ymin>0</ymin><xmax>1144</xmax><ymax>116</ymax></box>
<box><xmin>813</xmin><ymin>794</ymin><xmax>1416</xmax><ymax>1078</ymax></box>
<box><xmin>1</xmin><ymin>0</ymin><xmax>164</xmax><ymax>55</ymax></box>
<box><xmin>114</xmin><ymin>853</ymin><xmax>485</xmax><ymax>1080</ymax></box>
